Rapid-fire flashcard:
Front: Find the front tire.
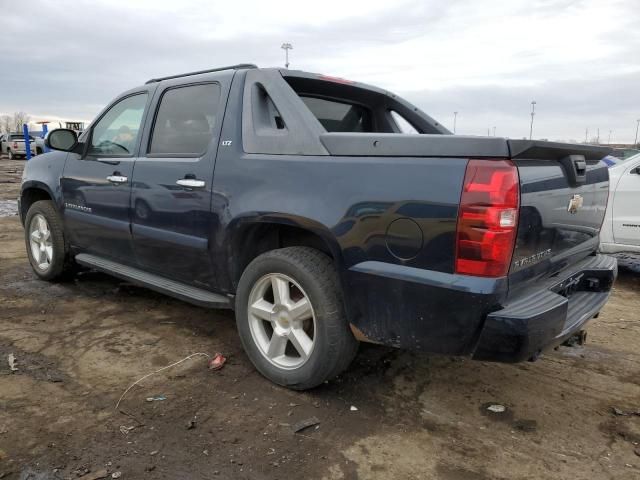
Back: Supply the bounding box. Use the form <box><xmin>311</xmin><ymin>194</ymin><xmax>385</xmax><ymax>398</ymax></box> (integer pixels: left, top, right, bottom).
<box><xmin>24</xmin><ymin>200</ymin><xmax>73</xmax><ymax>281</ymax></box>
<box><xmin>235</xmin><ymin>247</ymin><xmax>358</xmax><ymax>390</ymax></box>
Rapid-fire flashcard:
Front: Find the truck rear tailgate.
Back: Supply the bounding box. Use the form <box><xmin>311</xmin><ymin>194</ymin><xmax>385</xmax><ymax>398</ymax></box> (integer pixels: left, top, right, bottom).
<box><xmin>507</xmin><ymin>140</ymin><xmax>611</xmax><ymax>297</ymax></box>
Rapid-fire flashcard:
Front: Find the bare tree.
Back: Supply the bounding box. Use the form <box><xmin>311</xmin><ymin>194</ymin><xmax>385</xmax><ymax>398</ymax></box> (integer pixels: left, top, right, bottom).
<box><xmin>12</xmin><ymin>112</ymin><xmax>30</xmax><ymax>133</ymax></box>
<box><xmin>0</xmin><ymin>115</ymin><xmax>11</xmax><ymax>135</ymax></box>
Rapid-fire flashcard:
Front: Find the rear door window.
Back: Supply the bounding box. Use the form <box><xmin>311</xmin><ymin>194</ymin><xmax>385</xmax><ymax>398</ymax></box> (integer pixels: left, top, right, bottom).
<box><xmin>300</xmin><ymin>96</ymin><xmax>372</xmax><ymax>133</ymax></box>
<box><xmin>149</xmin><ymin>83</ymin><xmax>221</xmax><ymax>156</ymax></box>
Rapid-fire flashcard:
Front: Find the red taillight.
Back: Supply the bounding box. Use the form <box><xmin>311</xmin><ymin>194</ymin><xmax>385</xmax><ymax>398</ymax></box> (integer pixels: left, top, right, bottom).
<box><xmin>455</xmin><ymin>159</ymin><xmax>519</xmax><ymax>277</ymax></box>
<box><xmin>12</xmin><ymin>142</ymin><xmax>18</xmax><ymax>149</ymax></box>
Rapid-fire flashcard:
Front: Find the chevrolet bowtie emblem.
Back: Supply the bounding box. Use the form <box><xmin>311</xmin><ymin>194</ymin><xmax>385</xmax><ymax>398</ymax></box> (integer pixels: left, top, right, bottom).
<box><xmin>567</xmin><ymin>194</ymin><xmax>583</xmax><ymax>214</ymax></box>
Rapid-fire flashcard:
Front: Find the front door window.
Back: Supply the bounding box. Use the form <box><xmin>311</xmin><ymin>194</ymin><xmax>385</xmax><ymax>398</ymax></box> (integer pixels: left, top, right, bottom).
<box><xmin>89</xmin><ymin>93</ymin><xmax>148</xmax><ymax>156</ymax></box>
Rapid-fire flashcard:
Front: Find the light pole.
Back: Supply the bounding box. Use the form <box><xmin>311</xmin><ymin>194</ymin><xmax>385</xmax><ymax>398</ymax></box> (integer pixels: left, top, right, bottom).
<box><xmin>529</xmin><ymin>101</ymin><xmax>536</xmax><ymax>140</ymax></box>
<box><xmin>608</xmin><ymin>130</ymin><xmax>612</xmax><ymax>145</ymax></box>
<box><xmin>585</xmin><ymin>127</ymin><xmax>589</xmax><ymax>144</ymax></box>
<box><xmin>281</xmin><ymin>43</ymin><xmax>293</xmax><ymax>69</ymax></box>
<box><xmin>492</xmin><ymin>126</ymin><xmax>496</xmax><ymax>137</ymax></box>
<box><xmin>453</xmin><ymin>111</ymin><xmax>458</xmax><ymax>134</ymax></box>
<box><xmin>635</xmin><ymin>119</ymin><xmax>640</xmax><ymax>147</ymax></box>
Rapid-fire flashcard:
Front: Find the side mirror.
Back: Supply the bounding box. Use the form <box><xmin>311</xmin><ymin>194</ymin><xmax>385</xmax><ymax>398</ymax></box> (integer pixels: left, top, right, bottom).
<box><xmin>45</xmin><ymin>129</ymin><xmax>78</xmax><ymax>152</ymax></box>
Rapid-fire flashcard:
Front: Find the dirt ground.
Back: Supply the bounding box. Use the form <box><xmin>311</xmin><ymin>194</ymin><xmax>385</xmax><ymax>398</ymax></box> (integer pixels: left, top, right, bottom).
<box><xmin>1</xmin><ymin>158</ymin><xmax>639</xmax><ymax>480</ymax></box>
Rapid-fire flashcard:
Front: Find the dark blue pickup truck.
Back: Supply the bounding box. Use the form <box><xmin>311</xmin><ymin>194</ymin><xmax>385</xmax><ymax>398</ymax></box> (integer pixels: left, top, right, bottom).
<box><xmin>19</xmin><ymin>64</ymin><xmax>617</xmax><ymax>389</ymax></box>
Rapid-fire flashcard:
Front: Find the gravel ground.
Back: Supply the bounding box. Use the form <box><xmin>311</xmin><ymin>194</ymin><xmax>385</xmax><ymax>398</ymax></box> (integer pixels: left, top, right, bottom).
<box><xmin>1</xmin><ymin>157</ymin><xmax>639</xmax><ymax>480</ymax></box>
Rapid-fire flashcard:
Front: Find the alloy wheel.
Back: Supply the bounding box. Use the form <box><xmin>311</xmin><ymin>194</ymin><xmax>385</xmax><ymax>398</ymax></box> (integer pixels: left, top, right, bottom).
<box><xmin>247</xmin><ymin>273</ymin><xmax>316</xmax><ymax>369</ymax></box>
<box><xmin>29</xmin><ymin>214</ymin><xmax>53</xmax><ymax>271</ymax></box>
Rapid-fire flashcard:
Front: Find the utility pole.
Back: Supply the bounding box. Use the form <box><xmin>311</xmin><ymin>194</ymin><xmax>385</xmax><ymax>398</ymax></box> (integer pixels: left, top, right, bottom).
<box><xmin>281</xmin><ymin>43</ymin><xmax>293</xmax><ymax>69</ymax></box>
<box><xmin>635</xmin><ymin>119</ymin><xmax>640</xmax><ymax>147</ymax></box>
<box><xmin>585</xmin><ymin>128</ymin><xmax>589</xmax><ymax>143</ymax></box>
<box><xmin>453</xmin><ymin>111</ymin><xmax>458</xmax><ymax>134</ymax></box>
<box><xmin>492</xmin><ymin>126</ymin><xmax>496</xmax><ymax>137</ymax></box>
<box><xmin>529</xmin><ymin>101</ymin><xmax>536</xmax><ymax>140</ymax></box>
<box><xmin>597</xmin><ymin>128</ymin><xmax>600</xmax><ymax>145</ymax></box>
<box><xmin>487</xmin><ymin>127</ymin><xmax>490</xmax><ymax>137</ymax></box>
<box><xmin>608</xmin><ymin>130</ymin><xmax>612</xmax><ymax>145</ymax></box>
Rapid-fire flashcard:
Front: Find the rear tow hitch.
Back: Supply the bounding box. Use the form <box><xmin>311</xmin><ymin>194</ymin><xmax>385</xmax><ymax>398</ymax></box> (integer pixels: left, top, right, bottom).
<box><xmin>562</xmin><ymin>330</ymin><xmax>587</xmax><ymax>347</ymax></box>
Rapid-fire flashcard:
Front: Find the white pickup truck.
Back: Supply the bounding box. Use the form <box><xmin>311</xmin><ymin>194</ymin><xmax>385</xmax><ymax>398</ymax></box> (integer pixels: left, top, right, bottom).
<box><xmin>0</xmin><ymin>133</ymin><xmax>37</xmax><ymax>159</ymax></box>
<box><xmin>600</xmin><ymin>153</ymin><xmax>640</xmax><ymax>255</ymax></box>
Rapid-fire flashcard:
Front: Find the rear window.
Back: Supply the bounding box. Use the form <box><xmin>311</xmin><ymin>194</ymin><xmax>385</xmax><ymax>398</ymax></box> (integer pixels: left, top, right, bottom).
<box><xmin>9</xmin><ymin>135</ymin><xmax>28</xmax><ymax>140</ymax></box>
<box><xmin>149</xmin><ymin>83</ymin><xmax>221</xmax><ymax>156</ymax></box>
<box><xmin>300</xmin><ymin>96</ymin><xmax>372</xmax><ymax>133</ymax></box>
<box><xmin>283</xmin><ymin>74</ymin><xmax>444</xmax><ymax>135</ymax></box>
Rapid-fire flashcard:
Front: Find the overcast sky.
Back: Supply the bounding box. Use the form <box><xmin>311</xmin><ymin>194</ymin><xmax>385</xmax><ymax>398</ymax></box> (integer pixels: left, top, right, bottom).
<box><xmin>2</xmin><ymin>0</ymin><xmax>639</xmax><ymax>142</ymax></box>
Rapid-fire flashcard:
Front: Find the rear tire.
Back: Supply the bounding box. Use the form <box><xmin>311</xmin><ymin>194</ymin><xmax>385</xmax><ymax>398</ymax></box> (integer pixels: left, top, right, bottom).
<box><xmin>235</xmin><ymin>247</ymin><xmax>358</xmax><ymax>390</ymax></box>
<box><xmin>24</xmin><ymin>200</ymin><xmax>75</xmax><ymax>281</ymax></box>
<box><xmin>8</xmin><ymin>149</ymin><xmax>13</xmax><ymax>160</ymax></box>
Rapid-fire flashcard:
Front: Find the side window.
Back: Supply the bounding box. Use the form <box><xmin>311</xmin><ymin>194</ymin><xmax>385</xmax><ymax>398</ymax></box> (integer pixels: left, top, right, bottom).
<box><xmin>390</xmin><ymin>110</ymin><xmax>420</xmax><ymax>134</ymax></box>
<box><xmin>89</xmin><ymin>93</ymin><xmax>148</xmax><ymax>156</ymax></box>
<box><xmin>149</xmin><ymin>83</ymin><xmax>221</xmax><ymax>156</ymax></box>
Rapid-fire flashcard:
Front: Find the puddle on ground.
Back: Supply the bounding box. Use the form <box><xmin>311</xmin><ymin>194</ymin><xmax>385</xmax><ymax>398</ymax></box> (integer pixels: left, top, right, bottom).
<box><xmin>0</xmin><ymin>200</ymin><xmax>18</xmax><ymax>217</ymax></box>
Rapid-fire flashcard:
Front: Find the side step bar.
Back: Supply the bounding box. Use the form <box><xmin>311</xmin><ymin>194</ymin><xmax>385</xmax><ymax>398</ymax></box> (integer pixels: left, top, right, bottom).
<box><xmin>75</xmin><ymin>253</ymin><xmax>232</xmax><ymax>309</ymax></box>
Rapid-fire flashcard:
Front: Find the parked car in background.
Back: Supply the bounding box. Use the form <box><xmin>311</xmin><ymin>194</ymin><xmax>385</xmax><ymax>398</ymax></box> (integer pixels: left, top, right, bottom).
<box><xmin>611</xmin><ymin>148</ymin><xmax>640</xmax><ymax>161</ymax></box>
<box><xmin>600</xmin><ymin>153</ymin><xmax>640</xmax><ymax>255</ymax></box>
<box><xmin>1</xmin><ymin>133</ymin><xmax>37</xmax><ymax>159</ymax></box>
<box><xmin>34</xmin><ymin>136</ymin><xmax>45</xmax><ymax>155</ymax></box>
<box><xmin>19</xmin><ymin>64</ymin><xmax>617</xmax><ymax>389</ymax></box>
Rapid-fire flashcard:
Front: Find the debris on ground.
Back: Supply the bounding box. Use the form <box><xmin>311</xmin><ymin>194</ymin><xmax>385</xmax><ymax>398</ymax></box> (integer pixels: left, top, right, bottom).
<box><xmin>77</xmin><ymin>469</ymin><xmax>108</xmax><ymax>480</ymax></box>
<box><xmin>208</xmin><ymin>353</ymin><xmax>227</xmax><ymax>371</ymax></box>
<box><xmin>611</xmin><ymin>406</ymin><xmax>640</xmax><ymax>417</ymax></box>
<box><xmin>186</xmin><ymin>417</ymin><xmax>197</xmax><ymax>429</ymax></box>
<box><xmin>487</xmin><ymin>404</ymin><xmax>506</xmax><ymax>413</ymax></box>
<box><xmin>350</xmin><ymin>406</ymin><xmax>358</xmax><ymax>411</ymax></box>
<box><xmin>146</xmin><ymin>395</ymin><xmax>166</xmax><ymax>402</ymax></box>
<box><xmin>111</xmin><ymin>472</ymin><xmax>122</xmax><ymax>479</ymax></box>
<box><xmin>46</xmin><ymin>372</ymin><xmax>63</xmax><ymax>383</ymax></box>
<box><xmin>291</xmin><ymin>417</ymin><xmax>320</xmax><ymax>433</ymax></box>
<box><xmin>119</xmin><ymin>425</ymin><xmax>135</xmax><ymax>435</ymax></box>
<box><xmin>115</xmin><ymin>353</ymin><xmax>211</xmax><ymax>409</ymax></box>
<box><xmin>512</xmin><ymin>419</ymin><xmax>537</xmax><ymax>433</ymax></box>
<box><xmin>7</xmin><ymin>353</ymin><xmax>18</xmax><ymax>372</ymax></box>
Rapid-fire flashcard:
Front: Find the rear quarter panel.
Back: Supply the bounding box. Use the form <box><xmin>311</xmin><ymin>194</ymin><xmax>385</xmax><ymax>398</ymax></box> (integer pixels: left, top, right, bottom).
<box><xmin>214</xmin><ymin>149</ymin><xmax>467</xmax><ymax>274</ymax></box>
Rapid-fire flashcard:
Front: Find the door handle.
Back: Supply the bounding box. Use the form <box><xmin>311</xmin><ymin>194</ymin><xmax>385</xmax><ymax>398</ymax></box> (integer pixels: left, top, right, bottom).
<box><xmin>176</xmin><ymin>178</ymin><xmax>206</xmax><ymax>188</ymax></box>
<box><xmin>107</xmin><ymin>175</ymin><xmax>128</xmax><ymax>184</ymax></box>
